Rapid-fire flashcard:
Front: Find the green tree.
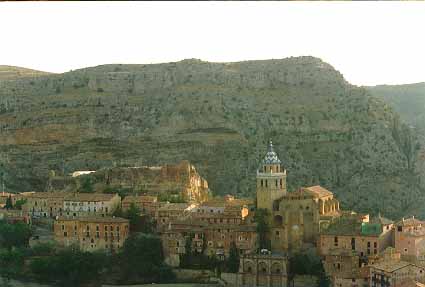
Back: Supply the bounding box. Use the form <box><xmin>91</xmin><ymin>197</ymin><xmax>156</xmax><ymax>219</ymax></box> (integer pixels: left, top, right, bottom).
<box><xmin>225</xmin><ymin>241</ymin><xmax>240</xmax><ymax>273</ymax></box>
<box><xmin>125</xmin><ymin>203</ymin><xmax>141</xmax><ymax>232</ymax></box>
<box><xmin>0</xmin><ymin>221</ymin><xmax>32</xmax><ymax>250</ymax></box>
<box><xmin>254</xmin><ymin>208</ymin><xmax>271</xmax><ymax>250</ymax></box>
<box><xmin>4</xmin><ymin>195</ymin><xmax>13</xmax><ymax>209</ymax></box>
<box><xmin>79</xmin><ymin>176</ymin><xmax>94</xmax><ymax>193</ymax></box>
<box><xmin>180</xmin><ymin>234</ymin><xmax>193</xmax><ymax>268</ymax></box>
<box><xmin>0</xmin><ymin>248</ymin><xmax>25</xmax><ymax>285</ymax></box>
<box><xmin>118</xmin><ymin>233</ymin><xmax>174</xmax><ymax>283</ymax></box>
<box><xmin>13</xmin><ymin>199</ymin><xmax>26</xmax><ymax>210</ymax></box>
<box><xmin>30</xmin><ymin>248</ymin><xmax>108</xmax><ymax>287</ymax></box>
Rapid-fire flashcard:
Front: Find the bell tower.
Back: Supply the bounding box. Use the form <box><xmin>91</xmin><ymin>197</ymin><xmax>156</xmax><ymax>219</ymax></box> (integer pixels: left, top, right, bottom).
<box><xmin>256</xmin><ymin>140</ymin><xmax>287</xmax><ymax>212</ymax></box>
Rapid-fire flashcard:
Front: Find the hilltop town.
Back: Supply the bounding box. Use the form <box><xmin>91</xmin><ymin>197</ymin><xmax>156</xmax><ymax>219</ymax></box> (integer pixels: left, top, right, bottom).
<box><xmin>1</xmin><ymin>140</ymin><xmax>425</xmax><ymax>287</ymax></box>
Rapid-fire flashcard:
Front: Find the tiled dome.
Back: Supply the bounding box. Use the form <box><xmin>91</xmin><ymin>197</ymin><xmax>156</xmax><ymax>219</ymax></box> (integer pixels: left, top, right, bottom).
<box><xmin>261</xmin><ymin>140</ymin><xmax>281</xmax><ymax>165</ymax></box>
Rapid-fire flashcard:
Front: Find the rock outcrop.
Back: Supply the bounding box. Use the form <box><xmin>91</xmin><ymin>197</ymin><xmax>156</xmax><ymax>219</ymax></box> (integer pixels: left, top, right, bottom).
<box><xmin>0</xmin><ymin>57</ymin><xmax>422</xmax><ymax>219</ymax></box>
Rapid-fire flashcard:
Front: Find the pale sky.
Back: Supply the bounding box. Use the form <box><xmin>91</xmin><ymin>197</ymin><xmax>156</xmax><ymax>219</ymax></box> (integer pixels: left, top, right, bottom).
<box><xmin>1</xmin><ymin>2</ymin><xmax>425</xmax><ymax>86</ymax></box>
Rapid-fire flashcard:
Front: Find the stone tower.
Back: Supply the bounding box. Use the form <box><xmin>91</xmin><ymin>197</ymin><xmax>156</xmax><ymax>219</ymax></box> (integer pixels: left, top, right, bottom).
<box><xmin>256</xmin><ymin>140</ymin><xmax>287</xmax><ymax>212</ymax></box>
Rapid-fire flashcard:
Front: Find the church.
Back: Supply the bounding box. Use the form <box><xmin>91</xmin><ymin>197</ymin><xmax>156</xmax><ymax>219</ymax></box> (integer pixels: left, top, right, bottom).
<box><xmin>256</xmin><ymin>140</ymin><xmax>341</xmax><ymax>252</ymax></box>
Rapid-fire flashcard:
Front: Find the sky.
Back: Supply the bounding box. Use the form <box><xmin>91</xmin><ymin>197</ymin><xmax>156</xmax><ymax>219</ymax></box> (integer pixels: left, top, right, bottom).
<box><xmin>0</xmin><ymin>2</ymin><xmax>425</xmax><ymax>86</ymax></box>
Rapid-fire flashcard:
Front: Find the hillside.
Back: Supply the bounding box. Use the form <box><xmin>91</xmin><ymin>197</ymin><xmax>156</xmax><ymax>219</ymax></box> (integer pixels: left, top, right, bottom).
<box><xmin>0</xmin><ymin>57</ymin><xmax>423</xmax><ymax>219</ymax></box>
<box><xmin>367</xmin><ymin>83</ymin><xmax>425</xmax><ymax>134</ymax></box>
<box><xmin>367</xmin><ymin>83</ymin><xmax>425</xmax><ymax>217</ymax></box>
<box><xmin>0</xmin><ymin>65</ymin><xmax>52</xmax><ymax>80</ymax></box>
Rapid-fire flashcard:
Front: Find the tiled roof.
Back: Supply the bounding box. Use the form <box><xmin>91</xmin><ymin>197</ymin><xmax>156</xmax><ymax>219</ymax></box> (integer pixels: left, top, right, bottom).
<box><xmin>303</xmin><ymin>185</ymin><xmax>333</xmax><ymax>198</ymax></box>
<box><xmin>122</xmin><ymin>195</ymin><xmax>157</xmax><ymax>203</ymax></box>
<box><xmin>64</xmin><ymin>193</ymin><xmax>118</xmax><ymax>202</ymax></box>
<box><xmin>27</xmin><ymin>192</ymin><xmax>68</xmax><ymax>199</ymax></box>
<box><xmin>322</xmin><ymin>219</ymin><xmax>382</xmax><ymax>237</ymax></box>
<box><xmin>261</xmin><ymin>140</ymin><xmax>281</xmax><ymax>165</ymax></box>
<box><xmin>57</xmin><ymin>216</ymin><xmax>129</xmax><ymax>223</ymax></box>
<box><xmin>370</xmin><ymin>216</ymin><xmax>393</xmax><ymax>226</ymax></box>
<box><xmin>371</xmin><ymin>260</ymin><xmax>412</xmax><ymax>273</ymax></box>
<box><xmin>158</xmin><ymin>203</ymin><xmax>195</xmax><ymax>211</ymax></box>
<box><xmin>396</xmin><ymin>217</ymin><xmax>423</xmax><ymax>227</ymax></box>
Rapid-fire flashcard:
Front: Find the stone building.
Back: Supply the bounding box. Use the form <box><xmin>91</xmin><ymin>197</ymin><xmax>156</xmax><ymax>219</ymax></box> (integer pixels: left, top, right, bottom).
<box><xmin>322</xmin><ymin>248</ymin><xmax>369</xmax><ymax>287</ymax></box>
<box><xmin>22</xmin><ymin>192</ymin><xmax>121</xmax><ymax>218</ymax></box>
<box><xmin>369</xmin><ymin>247</ymin><xmax>425</xmax><ymax>287</ymax></box>
<box><xmin>256</xmin><ymin>140</ymin><xmax>341</xmax><ymax>252</ymax></box>
<box><xmin>394</xmin><ymin>217</ymin><xmax>425</xmax><ymax>263</ymax></box>
<box><xmin>23</xmin><ymin>192</ymin><xmax>68</xmax><ymax>218</ymax></box>
<box><xmin>159</xmin><ymin>217</ymin><xmax>258</xmax><ymax>267</ymax></box>
<box><xmin>121</xmin><ymin>195</ymin><xmax>160</xmax><ymax>217</ymax></box>
<box><xmin>62</xmin><ymin>193</ymin><xmax>121</xmax><ymax>217</ymax></box>
<box><xmin>192</xmin><ymin>196</ymin><xmax>252</xmax><ymax>225</ymax></box>
<box><xmin>238</xmin><ymin>253</ymin><xmax>288</xmax><ymax>287</ymax></box>
<box><xmin>53</xmin><ymin>216</ymin><xmax>129</xmax><ymax>252</ymax></box>
<box><xmin>0</xmin><ymin>209</ymin><xmax>31</xmax><ymax>225</ymax></box>
<box><xmin>318</xmin><ymin>214</ymin><xmax>393</xmax><ymax>261</ymax></box>
<box><xmin>156</xmin><ymin>202</ymin><xmax>198</xmax><ymax>228</ymax></box>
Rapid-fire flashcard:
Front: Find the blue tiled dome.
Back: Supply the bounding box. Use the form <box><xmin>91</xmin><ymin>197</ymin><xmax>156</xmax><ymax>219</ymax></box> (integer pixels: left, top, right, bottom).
<box><xmin>262</xmin><ymin>140</ymin><xmax>281</xmax><ymax>165</ymax></box>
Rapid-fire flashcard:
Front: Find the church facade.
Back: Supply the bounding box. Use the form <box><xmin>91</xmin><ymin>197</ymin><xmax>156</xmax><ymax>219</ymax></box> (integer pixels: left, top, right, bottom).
<box><xmin>256</xmin><ymin>140</ymin><xmax>341</xmax><ymax>252</ymax></box>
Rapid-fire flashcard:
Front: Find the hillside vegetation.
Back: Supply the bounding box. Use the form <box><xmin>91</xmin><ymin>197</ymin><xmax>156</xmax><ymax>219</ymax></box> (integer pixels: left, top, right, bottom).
<box><xmin>0</xmin><ymin>57</ymin><xmax>423</xmax><ymax>219</ymax></box>
<box><xmin>0</xmin><ymin>65</ymin><xmax>51</xmax><ymax>80</ymax></box>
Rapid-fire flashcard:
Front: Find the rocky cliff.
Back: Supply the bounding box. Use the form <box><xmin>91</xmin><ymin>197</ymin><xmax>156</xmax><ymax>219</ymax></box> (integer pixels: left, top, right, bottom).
<box><xmin>0</xmin><ymin>57</ymin><xmax>422</xmax><ymax>219</ymax></box>
<box><xmin>47</xmin><ymin>160</ymin><xmax>211</xmax><ymax>203</ymax></box>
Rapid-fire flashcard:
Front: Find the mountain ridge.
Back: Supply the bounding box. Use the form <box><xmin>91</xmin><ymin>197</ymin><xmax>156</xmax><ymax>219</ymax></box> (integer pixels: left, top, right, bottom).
<box><xmin>0</xmin><ymin>56</ymin><xmax>423</xmax><ymax>219</ymax></box>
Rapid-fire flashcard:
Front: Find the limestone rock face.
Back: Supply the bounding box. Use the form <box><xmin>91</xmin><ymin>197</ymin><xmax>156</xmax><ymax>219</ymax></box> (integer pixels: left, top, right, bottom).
<box><xmin>0</xmin><ymin>57</ymin><xmax>422</xmax><ymax>218</ymax></box>
<box><xmin>47</xmin><ymin>160</ymin><xmax>210</xmax><ymax>203</ymax></box>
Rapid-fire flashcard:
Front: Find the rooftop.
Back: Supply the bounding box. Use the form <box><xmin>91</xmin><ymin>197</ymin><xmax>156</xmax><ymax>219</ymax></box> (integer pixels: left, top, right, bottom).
<box><xmin>122</xmin><ymin>195</ymin><xmax>157</xmax><ymax>203</ymax></box>
<box><xmin>303</xmin><ymin>185</ymin><xmax>333</xmax><ymax>198</ymax></box>
<box><xmin>27</xmin><ymin>192</ymin><xmax>68</xmax><ymax>199</ymax></box>
<box><xmin>158</xmin><ymin>202</ymin><xmax>196</xmax><ymax>211</ymax></box>
<box><xmin>56</xmin><ymin>216</ymin><xmax>129</xmax><ymax>223</ymax></box>
<box><xmin>396</xmin><ymin>217</ymin><xmax>423</xmax><ymax>227</ymax></box>
<box><xmin>371</xmin><ymin>260</ymin><xmax>412</xmax><ymax>273</ymax></box>
<box><xmin>64</xmin><ymin>193</ymin><xmax>118</xmax><ymax>202</ymax></box>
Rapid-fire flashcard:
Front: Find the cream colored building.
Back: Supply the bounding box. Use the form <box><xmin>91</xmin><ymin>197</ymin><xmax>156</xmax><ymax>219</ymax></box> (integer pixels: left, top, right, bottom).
<box><xmin>63</xmin><ymin>193</ymin><xmax>121</xmax><ymax>217</ymax></box>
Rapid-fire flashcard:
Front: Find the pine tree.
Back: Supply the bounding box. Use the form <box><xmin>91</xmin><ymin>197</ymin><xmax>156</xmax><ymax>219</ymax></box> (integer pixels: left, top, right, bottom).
<box><xmin>226</xmin><ymin>241</ymin><xmax>240</xmax><ymax>273</ymax></box>
<box><xmin>5</xmin><ymin>195</ymin><xmax>13</xmax><ymax>209</ymax></box>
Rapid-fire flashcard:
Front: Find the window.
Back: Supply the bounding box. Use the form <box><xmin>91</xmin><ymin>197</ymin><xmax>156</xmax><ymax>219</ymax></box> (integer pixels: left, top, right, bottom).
<box><xmin>398</xmin><ymin>226</ymin><xmax>403</xmax><ymax>232</ymax></box>
<box><xmin>334</xmin><ymin>236</ymin><xmax>338</xmax><ymax>246</ymax></box>
<box><xmin>374</xmin><ymin>242</ymin><xmax>377</xmax><ymax>248</ymax></box>
<box><xmin>280</xmin><ymin>179</ymin><xmax>283</xmax><ymax>187</ymax></box>
<box><xmin>275</xmin><ymin>180</ymin><xmax>278</xmax><ymax>187</ymax></box>
<box><xmin>64</xmin><ymin>232</ymin><xmax>67</xmax><ymax>237</ymax></box>
<box><xmin>61</xmin><ymin>225</ymin><xmax>65</xmax><ymax>230</ymax></box>
<box><xmin>265</xmin><ymin>180</ymin><xmax>268</xmax><ymax>188</ymax></box>
<box><xmin>261</xmin><ymin>180</ymin><xmax>263</xmax><ymax>187</ymax></box>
